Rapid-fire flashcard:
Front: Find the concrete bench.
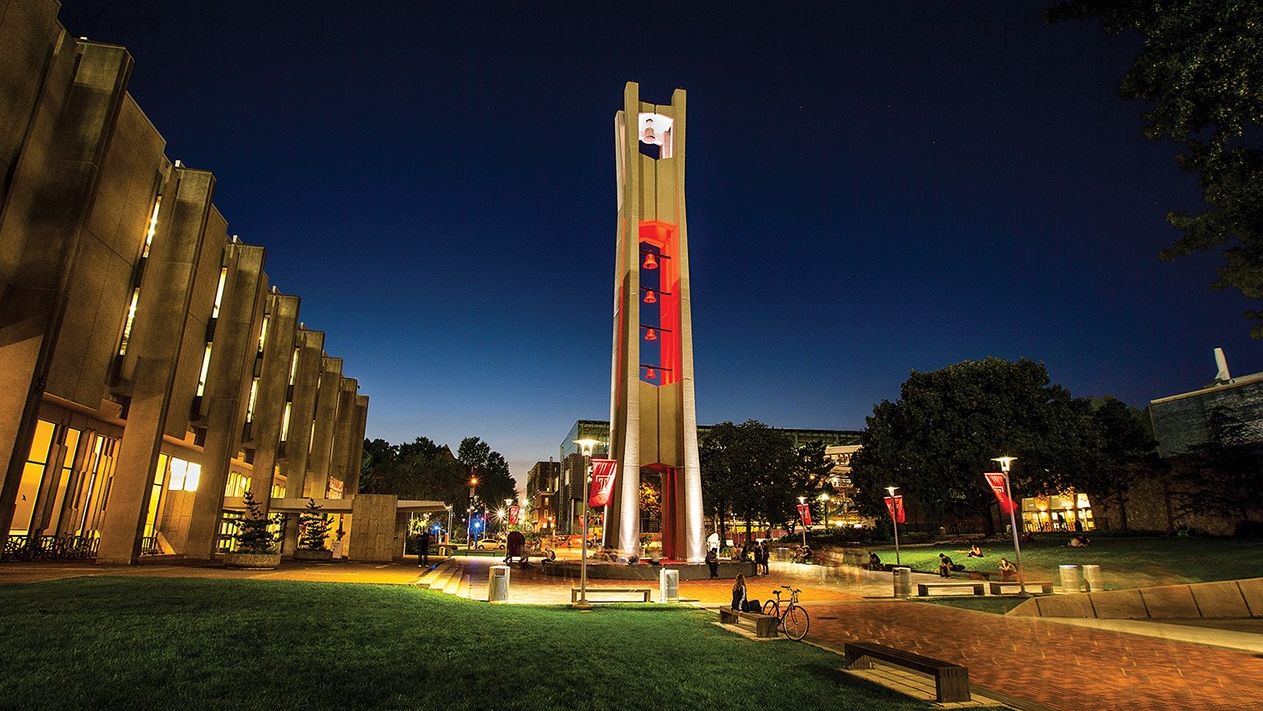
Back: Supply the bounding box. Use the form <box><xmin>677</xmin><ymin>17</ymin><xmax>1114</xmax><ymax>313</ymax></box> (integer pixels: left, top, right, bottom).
<box><xmin>988</xmin><ymin>580</ymin><xmax>1053</xmax><ymax>595</ymax></box>
<box><xmin>570</xmin><ymin>586</ymin><xmax>652</xmax><ymax>603</ymax></box>
<box><xmin>917</xmin><ymin>581</ymin><xmax>985</xmax><ymax>597</ymax></box>
<box><xmin>719</xmin><ymin>608</ymin><xmax>779</xmax><ymax>638</ymax></box>
<box><xmin>844</xmin><ymin>641</ymin><xmax>970</xmax><ymax>703</ymax></box>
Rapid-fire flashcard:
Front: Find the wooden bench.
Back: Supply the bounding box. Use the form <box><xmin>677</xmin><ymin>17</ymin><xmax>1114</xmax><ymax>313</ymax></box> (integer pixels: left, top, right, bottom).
<box><xmin>719</xmin><ymin>608</ymin><xmax>779</xmax><ymax>638</ymax></box>
<box><xmin>570</xmin><ymin>587</ymin><xmax>652</xmax><ymax>603</ymax></box>
<box><xmin>916</xmin><ymin>581</ymin><xmax>985</xmax><ymax>597</ymax></box>
<box><xmin>988</xmin><ymin>580</ymin><xmax>1053</xmax><ymax>595</ymax></box>
<box><xmin>844</xmin><ymin>641</ymin><xmax>970</xmax><ymax>703</ymax></box>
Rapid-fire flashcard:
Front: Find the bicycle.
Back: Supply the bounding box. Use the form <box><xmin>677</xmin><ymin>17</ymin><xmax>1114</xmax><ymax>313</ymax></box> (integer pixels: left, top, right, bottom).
<box><xmin>762</xmin><ymin>585</ymin><xmax>810</xmax><ymax>640</ymax></box>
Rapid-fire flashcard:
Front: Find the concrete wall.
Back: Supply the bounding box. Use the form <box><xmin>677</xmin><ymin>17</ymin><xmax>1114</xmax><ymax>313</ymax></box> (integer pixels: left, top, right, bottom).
<box><xmin>1011</xmin><ymin>577</ymin><xmax>1263</xmax><ymax>619</ymax></box>
<box><xmin>349</xmin><ymin>494</ymin><xmax>399</xmax><ymax>562</ymax></box>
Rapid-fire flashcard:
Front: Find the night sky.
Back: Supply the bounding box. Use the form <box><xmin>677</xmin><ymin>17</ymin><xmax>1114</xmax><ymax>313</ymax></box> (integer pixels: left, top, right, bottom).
<box><xmin>57</xmin><ymin>1</ymin><xmax>1260</xmax><ymax>479</ymax></box>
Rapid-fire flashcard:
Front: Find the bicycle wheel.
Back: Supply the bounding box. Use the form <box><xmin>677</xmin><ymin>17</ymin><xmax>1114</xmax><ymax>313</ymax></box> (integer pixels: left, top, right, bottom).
<box><xmin>762</xmin><ymin>600</ymin><xmax>778</xmax><ymax>618</ymax></box>
<box><xmin>783</xmin><ymin>605</ymin><xmax>810</xmax><ymax>641</ymax></box>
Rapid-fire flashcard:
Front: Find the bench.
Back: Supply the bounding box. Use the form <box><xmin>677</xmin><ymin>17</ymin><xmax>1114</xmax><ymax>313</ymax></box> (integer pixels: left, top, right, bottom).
<box><xmin>844</xmin><ymin>641</ymin><xmax>970</xmax><ymax>703</ymax></box>
<box><xmin>916</xmin><ymin>581</ymin><xmax>985</xmax><ymax>597</ymax></box>
<box><xmin>719</xmin><ymin>608</ymin><xmax>779</xmax><ymax>638</ymax></box>
<box><xmin>988</xmin><ymin>580</ymin><xmax>1053</xmax><ymax>595</ymax></box>
<box><xmin>570</xmin><ymin>587</ymin><xmax>652</xmax><ymax>603</ymax></box>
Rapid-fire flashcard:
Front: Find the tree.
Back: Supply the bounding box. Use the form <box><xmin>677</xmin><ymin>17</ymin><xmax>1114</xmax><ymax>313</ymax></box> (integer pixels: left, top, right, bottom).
<box><xmin>700</xmin><ymin>420</ymin><xmax>801</xmax><ymax>542</ymax></box>
<box><xmin>849</xmin><ymin>358</ymin><xmax>1105</xmax><ymax>535</ymax></box>
<box><xmin>1048</xmin><ymin>1</ymin><xmax>1263</xmax><ymax>335</ymax></box>
<box><xmin>358</xmin><ymin>435</ymin><xmax>517</xmax><ymax>521</ymax></box>
<box><xmin>299</xmin><ymin>498</ymin><xmax>331</xmax><ymax>551</ymax></box>
<box><xmin>1172</xmin><ymin>407</ymin><xmax>1263</xmax><ymax>523</ymax></box>
<box><xmin>234</xmin><ymin>489</ymin><xmax>276</xmax><ymax>554</ymax></box>
<box><xmin>1072</xmin><ymin>397</ymin><xmax>1161</xmax><ymax>529</ymax></box>
<box><xmin>456</xmin><ymin>437</ymin><xmax>517</xmax><ymax>512</ymax></box>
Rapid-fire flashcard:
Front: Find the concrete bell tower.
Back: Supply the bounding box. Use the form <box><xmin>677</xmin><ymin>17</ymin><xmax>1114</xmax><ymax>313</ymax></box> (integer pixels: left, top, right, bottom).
<box><xmin>604</xmin><ymin>82</ymin><xmax>704</xmax><ymax>562</ymax></box>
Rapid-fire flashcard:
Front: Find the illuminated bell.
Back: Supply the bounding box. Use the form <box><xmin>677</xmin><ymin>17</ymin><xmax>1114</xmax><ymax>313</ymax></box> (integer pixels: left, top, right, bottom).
<box><xmin>645</xmin><ymin>327</ymin><xmax>657</xmax><ymax>341</ymax></box>
<box><xmin>642</xmin><ymin>252</ymin><xmax>658</xmax><ymax>270</ymax></box>
<box><xmin>643</xmin><ymin>289</ymin><xmax>657</xmax><ymax>304</ymax></box>
<box><xmin>643</xmin><ymin>119</ymin><xmax>656</xmax><ymax>143</ymax></box>
<box><xmin>645</xmin><ymin>367</ymin><xmax>656</xmax><ymax>380</ymax></box>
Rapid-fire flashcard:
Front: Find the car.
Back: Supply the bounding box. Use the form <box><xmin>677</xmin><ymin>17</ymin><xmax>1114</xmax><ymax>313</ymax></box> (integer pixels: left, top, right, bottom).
<box><xmin>475</xmin><ymin>537</ymin><xmax>506</xmax><ymax>551</ymax></box>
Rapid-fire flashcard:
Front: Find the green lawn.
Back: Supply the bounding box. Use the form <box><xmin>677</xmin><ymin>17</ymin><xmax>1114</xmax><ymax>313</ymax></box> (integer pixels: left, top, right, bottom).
<box><xmin>868</xmin><ymin>535</ymin><xmax>1263</xmax><ymax>590</ymax></box>
<box><xmin>0</xmin><ymin>576</ymin><xmax>929</xmax><ymax>710</ymax></box>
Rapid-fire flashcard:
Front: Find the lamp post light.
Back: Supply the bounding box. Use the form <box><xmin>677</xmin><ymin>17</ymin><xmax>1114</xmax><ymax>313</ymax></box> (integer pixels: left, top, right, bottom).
<box><xmin>466</xmin><ymin>506</ymin><xmax>474</xmax><ymax>549</ymax></box>
<box><xmin>505</xmin><ymin>498</ymin><xmax>514</xmax><ymax>534</ymax></box>
<box><xmin>818</xmin><ymin>493</ymin><xmax>831</xmax><ymax>530</ymax></box>
<box><xmin>573</xmin><ymin>438</ymin><xmax>600</xmax><ymax>610</ymax></box>
<box><xmin>797</xmin><ymin>496</ymin><xmax>808</xmax><ymax>548</ymax></box>
<box><xmin>445</xmin><ymin>505</ymin><xmax>453</xmax><ymax>551</ymax></box>
<box><xmin>885</xmin><ymin>485</ymin><xmax>902</xmax><ymax>566</ymax></box>
<box><xmin>992</xmin><ymin>455</ymin><xmax>1026</xmax><ymax>595</ymax></box>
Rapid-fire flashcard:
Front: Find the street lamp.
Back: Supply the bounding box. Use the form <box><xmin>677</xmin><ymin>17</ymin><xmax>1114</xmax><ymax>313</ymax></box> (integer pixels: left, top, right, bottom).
<box><xmin>992</xmin><ymin>455</ymin><xmax>1026</xmax><ymax>595</ymax></box>
<box><xmin>445</xmin><ymin>505</ymin><xmax>453</xmax><ymax>552</ymax></box>
<box><xmin>797</xmin><ymin>496</ymin><xmax>808</xmax><ymax>548</ymax></box>
<box><xmin>886</xmin><ymin>485</ymin><xmax>901</xmax><ymax>566</ymax></box>
<box><xmin>573</xmin><ymin>438</ymin><xmax>600</xmax><ymax>610</ymax></box>
<box><xmin>818</xmin><ymin>493</ymin><xmax>831</xmax><ymax>530</ymax></box>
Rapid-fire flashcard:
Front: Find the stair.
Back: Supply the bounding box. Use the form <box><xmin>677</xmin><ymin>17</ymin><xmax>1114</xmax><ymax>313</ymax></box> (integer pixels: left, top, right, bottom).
<box><xmin>416</xmin><ymin>559</ymin><xmax>454</xmax><ymax>589</ymax></box>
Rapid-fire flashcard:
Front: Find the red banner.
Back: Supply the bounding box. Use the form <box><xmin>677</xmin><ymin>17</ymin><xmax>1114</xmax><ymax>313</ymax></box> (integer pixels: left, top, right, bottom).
<box><xmin>796</xmin><ymin>503</ymin><xmax>812</xmax><ymax>527</ymax></box>
<box><xmin>588</xmin><ymin>459</ymin><xmax>618</xmax><ymax>508</ymax></box>
<box><xmin>984</xmin><ymin>472</ymin><xmax>1016</xmax><ymax>514</ymax></box>
<box><xmin>883</xmin><ymin>495</ymin><xmax>906</xmax><ymax>524</ymax></box>
<box><xmin>508</xmin><ymin>505</ymin><xmax>520</xmax><ymax>525</ymax></box>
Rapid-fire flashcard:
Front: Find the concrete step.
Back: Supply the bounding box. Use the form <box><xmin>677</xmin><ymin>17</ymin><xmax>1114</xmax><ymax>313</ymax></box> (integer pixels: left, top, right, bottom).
<box><xmin>441</xmin><ymin>563</ymin><xmax>466</xmax><ymax>595</ymax></box>
<box><xmin>429</xmin><ymin>563</ymin><xmax>460</xmax><ymax>593</ymax></box>
<box><xmin>417</xmin><ymin>561</ymin><xmax>453</xmax><ymax>588</ymax></box>
<box><xmin>457</xmin><ymin>573</ymin><xmax>470</xmax><ymax>598</ymax></box>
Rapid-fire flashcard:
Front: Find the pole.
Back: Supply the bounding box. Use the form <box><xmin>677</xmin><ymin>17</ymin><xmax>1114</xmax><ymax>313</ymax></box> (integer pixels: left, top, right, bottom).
<box><xmin>1005</xmin><ymin>470</ymin><xmax>1026</xmax><ymax>594</ymax></box>
<box><xmin>892</xmin><ymin>510</ymin><xmax>901</xmax><ymax>566</ymax></box>
<box><xmin>577</xmin><ymin>456</ymin><xmax>592</xmax><ymax>609</ymax></box>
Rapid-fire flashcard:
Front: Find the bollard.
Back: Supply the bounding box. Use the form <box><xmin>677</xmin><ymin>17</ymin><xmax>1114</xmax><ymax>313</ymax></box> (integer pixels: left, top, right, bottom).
<box><xmin>1082</xmin><ymin>564</ymin><xmax>1103</xmax><ymax>592</ymax></box>
<box><xmin>1058</xmin><ymin>564</ymin><xmax>1082</xmax><ymax>593</ymax></box>
<box><xmin>659</xmin><ymin>568</ymin><xmax>680</xmax><ymax>603</ymax></box>
<box><xmin>892</xmin><ymin>566</ymin><xmax>911</xmax><ymax>598</ymax></box>
<box><xmin>488</xmin><ymin>564</ymin><xmax>510</xmax><ymax>603</ymax></box>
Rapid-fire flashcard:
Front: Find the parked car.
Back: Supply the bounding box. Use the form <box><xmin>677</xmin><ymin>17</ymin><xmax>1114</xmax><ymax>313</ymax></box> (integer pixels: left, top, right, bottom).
<box><xmin>475</xmin><ymin>536</ymin><xmax>506</xmax><ymax>551</ymax></box>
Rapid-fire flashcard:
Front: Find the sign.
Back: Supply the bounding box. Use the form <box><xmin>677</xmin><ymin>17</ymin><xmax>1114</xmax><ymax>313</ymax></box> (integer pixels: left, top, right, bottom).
<box><xmin>984</xmin><ymin>472</ymin><xmax>1016</xmax><ymax>514</ymax></box>
<box><xmin>796</xmin><ymin>502</ymin><xmax>812</xmax><ymax>527</ymax></box>
<box><xmin>588</xmin><ymin>459</ymin><xmax>618</xmax><ymax>508</ymax></box>
<box><xmin>508</xmin><ymin>505</ymin><xmax>520</xmax><ymax>526</ymax></box>
<box><xmin>883</xmin><ymin>495</ymin><xmax>906</xmax><ymax>524</ymax></box>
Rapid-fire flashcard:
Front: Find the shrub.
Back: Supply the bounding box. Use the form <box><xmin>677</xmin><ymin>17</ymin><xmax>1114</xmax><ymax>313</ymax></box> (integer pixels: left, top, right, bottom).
<box><xmin>235</xmin><ymin>490</ymin><xmax>277</xmax><ymax>554</ymax></box>
<box><xmin>298</xmin><ymin>498</ymin><xmax>331</xmax><ymax>551</ymax></box>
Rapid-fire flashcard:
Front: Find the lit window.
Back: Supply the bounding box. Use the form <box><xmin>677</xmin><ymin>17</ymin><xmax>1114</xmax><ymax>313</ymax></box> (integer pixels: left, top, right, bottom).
<box><xmin>117</xmin><ymin>288</ymin><xmax>141</xmax><ymax>356</ymax></box>
<box><xmin>246</xmin><ymin>378</ymin><xmax>260</xmax><ymax>423</ymax></box>
<box><xmin>257</xmin><ymin>316</ymin><xmax>269</xmax><ymax>353</ymax></box>
<box><xmin>288</xmin><ymin>347</ymin><xmax>300</xmax><ymax>385</ymax></box>
<box><xmin>195</xmin><ymin>344</ymin><xmax>213</xmax><ymax>396</ymax></box>
<box><xmin>280</xmin><ymin>403</ymin><xmax>292</xmax><ymax>441</ymax></box>
<box><xmin>168</xmin><ymin>458</ymin><xmax>201</xmax><ymax>492</ymax></box>
<box><xmin>211</xmin><ymin>267</ymin><xmax>228</xmax><ymax>319</ymax></box>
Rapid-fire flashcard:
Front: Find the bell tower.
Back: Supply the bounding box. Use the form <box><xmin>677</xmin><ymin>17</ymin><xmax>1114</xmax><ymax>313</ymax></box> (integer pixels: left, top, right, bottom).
<box><xmin>604</xmin><ymin>82</ymin><xmax>704</xmax><ymax>562</ymax></box>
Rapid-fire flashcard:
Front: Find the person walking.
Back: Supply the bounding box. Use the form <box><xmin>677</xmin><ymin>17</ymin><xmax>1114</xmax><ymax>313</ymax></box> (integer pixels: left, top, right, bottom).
<box><xmin>706</xmin><ymin>547</ymin><xmax>719</xmax><ymax>578</ymax></box>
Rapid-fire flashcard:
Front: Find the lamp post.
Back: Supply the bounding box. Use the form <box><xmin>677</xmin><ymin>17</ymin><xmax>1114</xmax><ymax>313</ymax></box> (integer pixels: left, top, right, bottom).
<box><xmin>465</xmin><ymin>506</ymin><xmax>473</xmax><ymax>548</ymax></box>
<box><xmin>818</xmin><ymin>493</ymin><xmax>831</xmax><ymax>529</ymax></box>
<box><xmin>797</xmin><ymin>496</ymin><xmax>808</xmax><ymax>548</ymax></box>
<box><xmin>505</xmin><ymin>498</ymin><xmax>514</xmax><ymax>535</ymax></box>
<box><xmin>467</xmin><ymin>474</ymin><xmax>479</xmax><ymax>549</ymax></box>
<box><xmin>445</xmin><ymin>505</ymin><xmax>453</xmax><ymax>551</ymax></box>
<box><xmin>992</xmin><ymin>455</ymin><xmax>1026</xmax><ymax>595</ymax></box>
<box><xmin>573</xmin><ymin>438</ymin><xmax>599</xmax><ymax>610</ymax></box>
<box><xmin>886</xmin><ymin>485</ymin><xmax>901</xmax><ymax>566</ymax></box>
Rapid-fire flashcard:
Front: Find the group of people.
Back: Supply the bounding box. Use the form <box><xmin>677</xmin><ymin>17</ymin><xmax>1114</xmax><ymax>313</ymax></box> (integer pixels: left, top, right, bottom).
<box><xmin>706</xmin><ymin>540</ymin><xmax>772</xmax><ymax>578</ymax></box>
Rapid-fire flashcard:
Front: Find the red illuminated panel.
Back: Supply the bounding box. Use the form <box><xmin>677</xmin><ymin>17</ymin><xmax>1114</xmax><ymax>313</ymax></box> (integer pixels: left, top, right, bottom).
<box><xmin>639</xmin><ymin>221</ymin><xmax>680</xmax><ymax>387</ymax></box>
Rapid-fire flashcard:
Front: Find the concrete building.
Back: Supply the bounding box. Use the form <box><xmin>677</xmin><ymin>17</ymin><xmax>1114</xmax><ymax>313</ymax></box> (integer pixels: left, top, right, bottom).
<box><xmin>0</xmin><ymin>2</ymin><xmax>410</xmax><ymax>564</ymax></box>
<box><xmin>1149</xmin><ymin>348</ymin><xmax>1263</xmax><ymax>457</ymax></box>
<box><xmin>524</xmin><ymin>460</ymin><xmax>560</xmax><ymax>533</ymax></box>
<box><xmin>557</xmin><ymin>419</ymin><xmax>862</xmax><ymax>536</ymax></box>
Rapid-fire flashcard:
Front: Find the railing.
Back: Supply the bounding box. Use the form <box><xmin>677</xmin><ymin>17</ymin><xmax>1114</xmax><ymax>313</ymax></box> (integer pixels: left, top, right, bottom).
<box><xmin>2</xmin><ymin>533</ymin><xmax>100</xmax><ymax>562</ymax></box>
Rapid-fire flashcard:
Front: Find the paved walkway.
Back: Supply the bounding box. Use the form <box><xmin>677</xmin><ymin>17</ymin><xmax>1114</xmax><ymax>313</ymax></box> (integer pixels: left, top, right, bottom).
<box><xmin>806</xmin><ymin>599</ymin><xmax>1263</xmax><ymax>711</ymax></box>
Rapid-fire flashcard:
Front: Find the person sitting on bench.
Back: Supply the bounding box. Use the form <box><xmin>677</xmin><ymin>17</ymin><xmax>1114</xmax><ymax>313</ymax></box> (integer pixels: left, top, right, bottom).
<box><xmin>868</xmin><ymin>552</ymin><xmax>882</xmax><ymax>570</ymax></box>
<box><xmin>938</xmin><ymin>553</ymin><xmax>954</xmax><ymax>578</ymax></box>
<box><xmin>795</xmin><ymin>544</ymin><xmax>814</xmax><ymax>564</ymax></box>
<box><xmin>731</xmin><ymin>573</ymin><xmax>747</xmax><ymax>611</ymax></box>
<box><xmin>967</xmin><ymin>543</ymin><xmax>984</xmax><ymax>558</ymax></box>
<box><xmin>997</xmin><ymin>557</ymin><xmax>1017</xmax><ymax>581</ymax></box>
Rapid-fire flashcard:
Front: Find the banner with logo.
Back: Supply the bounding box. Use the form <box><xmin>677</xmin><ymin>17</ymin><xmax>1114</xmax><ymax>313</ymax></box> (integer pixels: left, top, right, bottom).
<box><xmin>588</xmin><ymin>459</ymin><xmax>618</xmax><ymax>508</ymax></box>
<box><xmin>984</xmin><ymin>472</ymin><xmax>1016</xmax><ymax>514</ymax></box>
<box><xmin>508</xmin><ymin>505</ymin><xmax>520</xmax><ymax>526</ymax></box>
<box><xmin>796</xmin><ymin>502</ymin><xmax>812</xmax><ymax>527</ymax></box>
<box><xmin>883</xmin><ymin>495</ymin><xmax>906</xmax><ymax>524</ymax></box>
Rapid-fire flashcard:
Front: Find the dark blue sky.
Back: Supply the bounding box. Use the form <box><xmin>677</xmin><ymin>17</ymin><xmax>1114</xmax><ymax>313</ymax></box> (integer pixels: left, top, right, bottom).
<box><xmin>59</xmin><ymin>1</ymin><xmax>1259</xmax><ymax>478</ymax></box>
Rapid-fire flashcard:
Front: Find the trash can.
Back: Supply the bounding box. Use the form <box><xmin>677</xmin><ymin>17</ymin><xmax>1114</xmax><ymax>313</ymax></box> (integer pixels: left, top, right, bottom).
<box><xmin>775</xmin><ymin>547</ymin><xmax>791</xmax><ymax>562</ymax></box>
<box><xmin>1082</xmin><ymin>564</ymin><xmax>1103</xmax><ymax>592</ymax></box>
<box><xmin>659</xmin><ymin>568</ymin><xmax>679</xmax><ymax>603</ymax></box>
<box><xmin>488</xmin><ymin>564</ymin><xmax>510</xmax><ymax>603</ymax></box>
<box><xmin>1059</xmin><ymin>564</ymin><xmax>1082</xmax><ymax>593</ymax></box>
<box><xmin>892</xmin><ymin>566</ymin><xmax>911</xmax><ymax>598</ymax></box>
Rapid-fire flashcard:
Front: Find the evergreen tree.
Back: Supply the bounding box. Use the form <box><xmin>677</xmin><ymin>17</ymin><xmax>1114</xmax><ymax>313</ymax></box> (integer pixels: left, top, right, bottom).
<box><xmin>235</xmin><ymin>489</ymin><xmax>277</xmax><ymax>554</ymax></box>
<box><xmin>299</xmin><ymin>498</ymin><xmax>331</xmax><ymax>551</ymax></box>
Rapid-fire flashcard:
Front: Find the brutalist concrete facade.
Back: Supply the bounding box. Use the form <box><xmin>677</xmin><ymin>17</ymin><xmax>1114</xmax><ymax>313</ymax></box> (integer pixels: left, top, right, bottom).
<box><xmin>0</xmin><ymin>0</ymin><xmax>370</xmax><ymax>564</ymax></box>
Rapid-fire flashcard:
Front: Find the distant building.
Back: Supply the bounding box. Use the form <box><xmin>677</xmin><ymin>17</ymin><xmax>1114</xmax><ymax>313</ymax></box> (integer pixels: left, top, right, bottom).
<box><xmin>1149</xmin><ymin>349</ymin><xmax>1263</xmax><ymax>457</ymax></box>
<box><xmin>525</xmin><ymin>460</ymin><xmax>560</xmax><ymax>533</ymax></box>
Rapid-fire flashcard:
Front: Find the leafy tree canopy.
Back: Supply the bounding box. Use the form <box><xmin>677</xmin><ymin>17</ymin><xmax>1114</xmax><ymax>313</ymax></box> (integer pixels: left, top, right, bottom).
<box><xmin>359</xmin><ymin>435</ymin><xmax>517</xmax><ymax>515</ymax></box>
<box><xmin>1048</xmin><ymin>1</ymin><xmax>1263</xmax><ymax>334</ymax></box>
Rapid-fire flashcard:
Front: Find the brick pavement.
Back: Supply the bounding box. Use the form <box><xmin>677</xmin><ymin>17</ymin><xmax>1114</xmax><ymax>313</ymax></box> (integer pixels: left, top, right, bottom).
<box><xmin>806</xmin><ymin>600</ymin><xmax>1263</xmax><ymax>711</ymax></box>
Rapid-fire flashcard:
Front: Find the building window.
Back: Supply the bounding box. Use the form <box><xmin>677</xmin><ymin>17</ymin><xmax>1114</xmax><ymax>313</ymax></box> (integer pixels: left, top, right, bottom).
<box><xmin>142</xmin><ymin>454</ymin><xmax>169</xmax><ymax>539</ymax></box>
<box><xmin>257</xmin><ymin>316</ymin><xmax>269</xmax><ymax>354</ymax></box>
<box><xmin>9</xmin><ymin>420</ymin><xmax>56</xmax><ymax>535</ymax></box>
<box><xmin>288</xmin><ymin>347</ymin><xmax>300</xmax><ymax>386</ymax></box>
<box><xmin>211</xmin><ymin>267</ymin><xmax>228</xmax><ymax>319</ymax></box>
<box><xmin>195</xmin><ymin>343</ymin><xmax>213</xmax><ymax>397</ymax></box>
<box><xmin>280</xmin><ymin>403</ymin><xmax>292</xmax><ymax>442</ymax></box>
<box><xmin>246</xmin><ymin>378</ymin><xmax>260</xmax><ymax>423</ymax></box>
<box><xmin>168</xmin><ymin>458</ymin><xmax>201</xmax><ymax>492</ymax></box>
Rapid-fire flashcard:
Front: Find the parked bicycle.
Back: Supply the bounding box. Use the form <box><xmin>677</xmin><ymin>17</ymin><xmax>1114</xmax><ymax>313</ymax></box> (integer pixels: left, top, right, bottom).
<box><xmin>762</xmin><ymin>585</ymin><xmax>810</xmax><ymax>640</ymax></box>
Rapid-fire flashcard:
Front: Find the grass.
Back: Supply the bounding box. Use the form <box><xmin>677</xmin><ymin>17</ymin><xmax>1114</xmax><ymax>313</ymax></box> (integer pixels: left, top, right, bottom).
<box><xmin>868</xmin><ymin>534</ymin><xmax>1263</xmax><ymax>589</ymax></box>
<box><xmin>0</xmin><ymin>576</ymin><xmax>930</xmax><ymax>711</ymax></box>
<box><xmin>916</xmin><ymin>597</ymin><xmax>1028</xmax><ymax>614</ymax></box>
